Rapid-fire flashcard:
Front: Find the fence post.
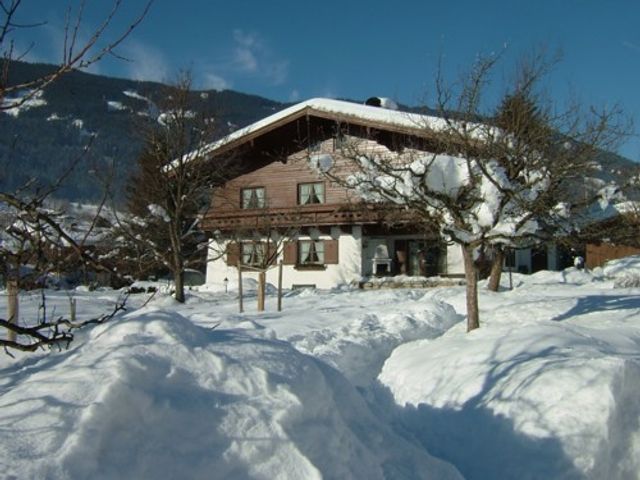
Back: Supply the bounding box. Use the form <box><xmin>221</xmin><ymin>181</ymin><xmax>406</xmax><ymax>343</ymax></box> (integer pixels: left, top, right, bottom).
<box><xmin>69</xmin><ymin>297</ymin><xmax>77</xmax><ymax>323</ymax></box>
<box><xmin>257</xmin><ymin>271</ymin><xmax>266</xmax><ymax>312</ymax></box>
<box><xmin>277</xmin><ymin>260</ymin><xmax>283</xmax><ymax>312</ymax></box>
<box><xmin>238</xmin><ymin>267</ymin><xmax>243</xmax><ymax>313</ymax></box>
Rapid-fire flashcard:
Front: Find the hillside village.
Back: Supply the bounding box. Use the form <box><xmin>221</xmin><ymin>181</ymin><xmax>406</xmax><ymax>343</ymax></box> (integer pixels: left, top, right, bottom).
<box><xmin>2</xmin><ymin>2</ymin><xmax>640</xmax><ymax>479</ymax></box>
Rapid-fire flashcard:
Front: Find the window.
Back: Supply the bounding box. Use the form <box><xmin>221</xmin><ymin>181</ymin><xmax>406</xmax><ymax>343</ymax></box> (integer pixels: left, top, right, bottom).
<box><xmin>241</xmin><ymin>187</ymin><xmax>265</xmax><ymax>209</ymax></box>
<box><xmin>241</xmin><ymin>242</ymin><xmax>265</xmax><ymax>266</ymax></box>
<box><xmin>298</xmin><ymin>182</ymin><xmax>324</xmax><ymax>205</ymax></box>
<box><xmin>298</xmin><ymin>240</ymin><xmax>325</xmax><ymax>265</ymax></box>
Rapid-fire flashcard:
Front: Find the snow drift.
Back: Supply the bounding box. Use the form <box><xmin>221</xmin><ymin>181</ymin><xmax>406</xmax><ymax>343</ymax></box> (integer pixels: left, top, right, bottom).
<box><xmin>0</xmin><ymin>306</ymin><xmax>460</xmax><ymax>480</ymax></box>
<box><xmin>379</xmin><ymin>266</ymin><xmax>640</xmax><ymax>480</ymax></box>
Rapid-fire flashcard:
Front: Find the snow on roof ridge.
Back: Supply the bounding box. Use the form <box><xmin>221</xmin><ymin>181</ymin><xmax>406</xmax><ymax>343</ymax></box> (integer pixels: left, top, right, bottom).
<box><xmin>197</xmin><ymin>97</ymin><xmax>445</xmax><ymax>159</ymax></box>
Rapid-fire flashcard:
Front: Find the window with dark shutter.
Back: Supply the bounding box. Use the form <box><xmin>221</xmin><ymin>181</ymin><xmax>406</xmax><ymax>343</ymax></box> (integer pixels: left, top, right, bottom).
<box><xmin>298</xmin><ymin>240</ymin><xmax>324</xmax><ymax>265</ymax></box>
<box><xmin>241</xmin><ymin>243</ymin><xmax>266</xmax><ymax>266</ymax></box>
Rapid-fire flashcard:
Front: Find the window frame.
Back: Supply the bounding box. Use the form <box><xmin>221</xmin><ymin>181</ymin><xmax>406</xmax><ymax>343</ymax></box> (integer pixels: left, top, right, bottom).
<box><xmin>240</xmin><ymin>186</ymin><xmax>266</xmax><ymax>209</ymax></box>
<box><xmin>297</xmin><ymin>182</ymin><xmax>325</xmax><ymax>206</ymax></box>
<box><xmin>241</xmin><ymin>242</ymin><xmax>266</xmax><ymax>267</ymax></box>
<box><xmin>297</xmin><ymin>240</ymin><xmax>325</xmax><ymax>266</ymax></box>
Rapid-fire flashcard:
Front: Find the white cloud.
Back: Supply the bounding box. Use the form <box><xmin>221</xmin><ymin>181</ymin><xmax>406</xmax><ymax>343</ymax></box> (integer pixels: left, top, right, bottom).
<box><xmin>230</xmin><ymin>29</ymin><xmax>289</xmax><ymax>85</ymax></box>
<box><xmin>234</xmin><ymin>48</ymin><xmax>258</xmax><ymax>72</ymax></box>
<box><xmin>201</xmin><ymin>72</ymin><xmax>231</xmax><ymax>91</ymax></box>
<box><xmin>123</xmin><ymin>41</ymin><xmax>171</xmax><ymax>83</ymax></box>
<box><xmin>289</xmin><ymin>89</ymin><xmax>300</xmax><ymax>102</ymax></box>
<box><xmin>622</xmin><ymin>40</ymin><xmax>640</xmax><ymax>53</ymax></box>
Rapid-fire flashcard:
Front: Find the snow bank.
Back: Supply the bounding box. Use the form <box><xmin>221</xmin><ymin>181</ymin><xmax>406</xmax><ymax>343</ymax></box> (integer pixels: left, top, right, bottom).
<box><xmin>602</xmin><ymin>254</ymin><xmax>640</xmax><ymax>279</ymax></box>
<box><xmin>380</xmin><ymin>274</ymin><xmax>640</xmax><ymax>480</ymax></box>
<box><xmin>0</xmin><ymin>306</ymin><xmax>461</xmax><ymax>480</ymax></box>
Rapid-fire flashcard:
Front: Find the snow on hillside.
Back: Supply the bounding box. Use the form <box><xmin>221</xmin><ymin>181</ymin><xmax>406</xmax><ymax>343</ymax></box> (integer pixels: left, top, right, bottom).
<box><xmin>1</xmin><ymin>257</ymin><xmax>640</xmax><ymax>479</ymax></box>
<box><xmin>1</xmin><ymin>89</ymin><xmax>47</xmax><ymax>117</ymax></box>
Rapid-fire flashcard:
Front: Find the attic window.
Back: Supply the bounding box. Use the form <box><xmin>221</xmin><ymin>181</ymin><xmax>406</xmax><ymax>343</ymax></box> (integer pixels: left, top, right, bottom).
<box><xmin>241</xmin><ymin>187</ymin><xmax>265</xmax><ymax>209</ymax></box>
<box><xmin>298</xmin><ymin>182</ymin><xmax>324</xmax><ymax>205</ymax></box>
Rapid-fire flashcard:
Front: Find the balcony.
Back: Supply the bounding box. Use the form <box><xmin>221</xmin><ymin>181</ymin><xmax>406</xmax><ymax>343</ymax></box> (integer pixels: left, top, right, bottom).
<box><xmin>201</xmin><ymin>203</ymin><xmax>413</xmax><ymax>232</ymax></box>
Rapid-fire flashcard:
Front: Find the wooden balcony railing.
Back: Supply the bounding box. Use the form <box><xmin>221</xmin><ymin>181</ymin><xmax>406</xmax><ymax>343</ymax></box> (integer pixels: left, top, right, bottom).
<box><xmin>202</xmin><ymin>203</ymin><xmax>413</xmax><ymax>232</ymax></box>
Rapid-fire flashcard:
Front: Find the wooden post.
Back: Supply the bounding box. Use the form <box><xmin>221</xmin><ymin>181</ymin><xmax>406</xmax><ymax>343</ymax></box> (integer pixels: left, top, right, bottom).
<box><xmin>277</xmin><ymin>260</ymin><xmax>283</xmax><ymax>312</ymax></box>
<box><xmin>238</xmin><ymin>267</ymin><xmax>244</xmax><ymax>313</ymax></box>
<box><xmin>257</xmin><ymin>271</ymin><xmax>266</xmax><ymax>312</ymax></box>
<box><xmin>7</xmin><ymin>279</ymin><xmax>18</xmax><ymax>342</ymax></box>
<box><xmin>69</xmin><ymin>297</ymin><xmax>77</xmax><ymax>323</ymax></box>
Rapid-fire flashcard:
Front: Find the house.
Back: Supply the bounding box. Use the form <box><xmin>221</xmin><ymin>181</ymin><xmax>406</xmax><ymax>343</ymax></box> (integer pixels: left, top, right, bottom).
<box><xmin>200</xmin><ymin>97</ymin><xmax>563</xmax><ymax>290</ymax></box>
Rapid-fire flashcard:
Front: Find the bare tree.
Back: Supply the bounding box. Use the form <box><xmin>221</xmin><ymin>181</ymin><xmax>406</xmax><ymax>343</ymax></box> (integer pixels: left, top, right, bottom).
<box><xmin>1</xmin><ymin>0</ymin><xmax>152</xmax><ymax>109</ymax></box>
<box><xmin>330</xmin><ymin>51</ymin><xmax>629</xmax><ymax>331</ymax></box>
<box><xmin>0</xmin><ymin>0</ymin><xmax>151</xmax><ymax>351</ymax></box>
<box><xmin>222</xmin><ymin>211</ymin><xmax>301</xmax><ymax>312</ymax></box>
<box><xmin>115</xmin><ymin>73</ymin><xmax>232</xmax><ymax>303</ymax></box>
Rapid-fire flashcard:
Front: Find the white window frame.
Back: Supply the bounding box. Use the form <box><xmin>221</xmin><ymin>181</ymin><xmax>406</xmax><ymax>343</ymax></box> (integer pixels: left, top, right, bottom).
<box><xmin>298</xmin><ymin>240</ymin><xmax>325</xmax><ymax>265</ymax></box>
<box><xmin>298</xmin><ymin>182</ymin><xmax>324</xmax><ymax>205</ymax></box>
<box><xmin>241</xmin><ymin>187</ymin><xmax>265</xmax><ymax>209</ymax></box>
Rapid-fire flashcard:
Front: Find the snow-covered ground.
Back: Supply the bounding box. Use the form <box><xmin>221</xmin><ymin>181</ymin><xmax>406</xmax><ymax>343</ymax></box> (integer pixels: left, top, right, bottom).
<box><xmin>1</xmin><ymin>258</ymin><xmax>640</xmax><ymax>479</ymax></box>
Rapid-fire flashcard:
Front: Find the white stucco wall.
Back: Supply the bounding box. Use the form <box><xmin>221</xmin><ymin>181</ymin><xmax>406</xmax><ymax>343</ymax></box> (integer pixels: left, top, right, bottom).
<box><xmin>445</xmin><ymin>244</ymin><xmax>465</xmax><ymax>276</ymax></box>
<box><xmin>205</xmin><ymin>226</ymin><xmax>363</xmax><ymax>291</ymax></box>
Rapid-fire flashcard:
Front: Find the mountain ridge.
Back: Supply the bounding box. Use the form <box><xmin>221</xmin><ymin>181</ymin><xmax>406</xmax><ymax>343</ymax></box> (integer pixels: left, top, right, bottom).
<box><xmin>0</xmin><ymin>60</ymin><xmax>635</xmax><ymax>202</ymax></box>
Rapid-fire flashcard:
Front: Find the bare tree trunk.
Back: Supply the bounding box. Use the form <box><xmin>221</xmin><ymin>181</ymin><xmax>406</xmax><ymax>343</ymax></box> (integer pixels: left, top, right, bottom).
<box><xmin>7</xmin><ymin>280</ymin><xmax>19</xmax><ymax>342</ymax></box>
<box><xmin>462</xmin><ymin>245</ymin><xmax>480</xmax><ymax>332</ymax></box>
<box><xmin>174</xmin><ymin>270</ymin><xmax>185</xmax><ymax>303</ymax></box>
<box><xmin>487</xmin><ymin>246</ymin><xmax>505</xmax><ymax>292</ymax></box>
<box><xmin>257</xmin><ymin>271</ymin><xmax>266</xmax><ymax>312</ymax></box>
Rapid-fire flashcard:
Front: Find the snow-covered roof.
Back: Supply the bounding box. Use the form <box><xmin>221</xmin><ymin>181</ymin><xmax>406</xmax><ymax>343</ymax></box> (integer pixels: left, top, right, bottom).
<box><xmin>198</xmin><ymin>97</ymin><xmax>447</xmax><ymax>159</ymax></box>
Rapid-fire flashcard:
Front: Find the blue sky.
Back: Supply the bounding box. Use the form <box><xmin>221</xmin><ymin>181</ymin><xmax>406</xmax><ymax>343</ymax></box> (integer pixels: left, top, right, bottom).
<box><xmin>10</xmin><ymin>0</ymin><xmax>640</xmax><ymax>160</ymax></box>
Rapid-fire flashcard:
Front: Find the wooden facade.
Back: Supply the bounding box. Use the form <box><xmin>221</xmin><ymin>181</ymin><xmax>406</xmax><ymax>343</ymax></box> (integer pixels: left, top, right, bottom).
<box><xmin>586</xmin><ymin>243</ymin><xmax>640</xmax><ymax>269</ymax></box>
<box><xmin>202</xmin><ymin>136</ymin><xmax>422</xmax><ymax>233</ymax></box>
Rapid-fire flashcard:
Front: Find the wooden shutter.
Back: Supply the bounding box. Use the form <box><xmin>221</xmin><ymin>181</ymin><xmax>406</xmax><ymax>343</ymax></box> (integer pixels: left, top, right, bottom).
<box><xmin>226</xmin><ymin>242</ymin><xmax>240</xmax><ymax>266</ymax></box>
<box><xmin>283</xmin><ymin>241</ymin><xmax>297</xmax><ymax>265</ymax></box>
<box><xmin>324</xmin><ymin>239</ymin><xmax>339</xmax><ymax>264</ymax></box>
